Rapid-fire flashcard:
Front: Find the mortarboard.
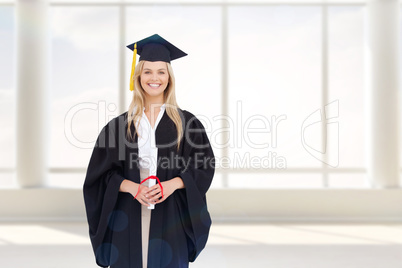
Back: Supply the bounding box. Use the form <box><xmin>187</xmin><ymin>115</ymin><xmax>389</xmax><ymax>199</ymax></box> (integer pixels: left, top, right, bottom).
<box><xmin>126</xmin><ymin>34</ymin><xmax>188</xmax><ymax>91</ymax></box>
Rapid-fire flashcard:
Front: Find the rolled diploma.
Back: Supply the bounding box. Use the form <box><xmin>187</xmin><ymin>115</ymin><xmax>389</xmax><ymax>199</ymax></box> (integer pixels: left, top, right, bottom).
<box><xmin>147</xmin><ymin>178</ymin><xmax>156</xmax><ymax>209</ymax></box>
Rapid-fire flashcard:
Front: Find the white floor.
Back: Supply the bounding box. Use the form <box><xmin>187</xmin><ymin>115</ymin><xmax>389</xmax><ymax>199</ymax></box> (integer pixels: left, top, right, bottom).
<box><xmin>0</xmin><ymin>222</ymin><xmax>402</xmax><ymax>268</ymax></box>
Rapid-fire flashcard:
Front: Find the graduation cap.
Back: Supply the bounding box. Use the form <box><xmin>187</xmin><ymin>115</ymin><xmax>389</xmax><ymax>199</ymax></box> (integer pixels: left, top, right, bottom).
<box><xmin>127</xmin><ymin>34</ymin><xmax>188</xmax><ymax>91</ymax></box>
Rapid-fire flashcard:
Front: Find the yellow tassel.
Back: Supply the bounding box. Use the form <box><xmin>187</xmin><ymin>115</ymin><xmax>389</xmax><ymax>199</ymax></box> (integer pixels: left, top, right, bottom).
<box><xmin>129</xmin><ymin>43</ymin><xmax>137</xmax><ymax>91</ymax></box>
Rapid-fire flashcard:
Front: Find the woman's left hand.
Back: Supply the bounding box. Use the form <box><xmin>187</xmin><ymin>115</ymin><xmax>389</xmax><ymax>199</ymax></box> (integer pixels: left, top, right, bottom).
<box><xmin>146</xmin><ymin>181</ymin><xmax>174</xmax><ymax>204</ymax></box>
<box><xmin>145</xmin><ymin>177</ymin><xmax>184</xmax><ymax>204</ymax></box>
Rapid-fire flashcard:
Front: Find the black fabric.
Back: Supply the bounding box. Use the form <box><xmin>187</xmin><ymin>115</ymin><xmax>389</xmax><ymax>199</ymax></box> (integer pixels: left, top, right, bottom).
<box><xmin>126</xmin><ymin>34</ymin><xmax>188</xmax><ymax>63</ymax></box>
<box><xmin>83</xmin><ymin>108</ymin><xmax>215</xmax><ymax>268</ymax></box>
<box><xmin>139</xmin><ymin>43</ymin><xmax>171</xmax><ymax>63</ymax></box>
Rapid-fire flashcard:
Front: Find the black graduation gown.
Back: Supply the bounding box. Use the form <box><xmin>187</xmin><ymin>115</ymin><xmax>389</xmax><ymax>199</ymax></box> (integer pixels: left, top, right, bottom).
<box><xmin>83</xmin><ymin>108</ymin><xmax>215</xmax><ymax>268</ymax></box>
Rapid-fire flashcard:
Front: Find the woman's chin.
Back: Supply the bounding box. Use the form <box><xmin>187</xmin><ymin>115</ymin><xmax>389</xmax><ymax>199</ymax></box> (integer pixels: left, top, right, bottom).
<box><xmin>145</xmin><ymin>91</ymin><xmax>164</xmax><ymax>97</ymax></box>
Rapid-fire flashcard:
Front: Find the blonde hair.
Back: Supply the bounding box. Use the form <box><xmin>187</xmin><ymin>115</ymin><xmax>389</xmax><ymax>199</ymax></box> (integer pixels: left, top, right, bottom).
<box><xmin>127</xmin><ymin>60</ymin><xmax>183</xmax><ymax>151</ymax></box>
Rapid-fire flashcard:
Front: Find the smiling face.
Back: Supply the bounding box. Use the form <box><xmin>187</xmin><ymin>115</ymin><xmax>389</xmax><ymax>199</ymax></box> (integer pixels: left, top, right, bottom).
<box><xmin>140</xmin><ymin>61</ymin><xmax>169</xmax><ymax>100</ymax></box>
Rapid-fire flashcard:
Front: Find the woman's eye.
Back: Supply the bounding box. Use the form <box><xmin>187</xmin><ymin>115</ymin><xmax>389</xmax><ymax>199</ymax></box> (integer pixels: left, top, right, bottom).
<box><xmin>159</xmin><ymin>72</ymin><xmax>165</xmax><ymax>75</ymax></box>
<box><xmin>144</xmin><ymin>71</ymin><xmax>150</xmax><ymax>74</ymax></box>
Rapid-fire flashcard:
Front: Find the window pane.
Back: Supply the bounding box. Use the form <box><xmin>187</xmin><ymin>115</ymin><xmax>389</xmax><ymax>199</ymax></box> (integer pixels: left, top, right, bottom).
<box><xmin>50</xmin><ymin>0</ymin><xmax>121</xmax><ymax>3</ymax></box>
<box><xmin>228</xmin><ymin>6</ymin><xmax>322</xmax><ymax>169</ymax></box>
<box><xmin>50</xmin><ymin>7</ymin><xmax>119</xmax><ymax>170</ymax></box>
<box><xmin>0</xmin><ymin>7</ymin><xmax>15</xmax><ymax>173</ymax></box>
<box><xmin>328</xmin><ymin>6</ymin><xmax>365</xmax><ymax>168</ymax></box>
<box><xmin>400</xmin><ymin>7</ymin><xmax>402</xmax><ymax>168</ymax></box>
<box><xmin>124</xmin><ymin>0</ymin><xmax>224</xmax><ymax>2</ymax></box>
<box><xmin>125</xmin><ymin>6</ymin><xmax>222</xmax><ymax>158</ymax></box>
<box><xmin>229</xmin><ymin>0</ymin><xmax>366</xmax><ymax>2</ymax></box>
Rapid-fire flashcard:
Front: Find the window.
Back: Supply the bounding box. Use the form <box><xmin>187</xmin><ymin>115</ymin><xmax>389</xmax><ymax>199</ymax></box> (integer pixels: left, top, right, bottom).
<box><xmin>49</xmin><ymin>7</ymin><xmax>119</xmax><ymax>187</ymax></box>
<box><xmin>0</xmin><ymin>6</ymin><xmax>15</xmax><ymax>187</ymax></box>
<box><xmin>228</xmin><ymin>6</ymin><xmax>322</xmax><ymax>168</ymax></box>
<box><xmin>5</xmin><ymin>0</ymin><xmax>389</xmax><ymax>189</ymax></box>
<box><xmin>124</xmin><ymin>5</ymin><xmax>222</xmax><ymax>160</ymax></box>
<box><xmin>328</xmin><ymin>6</ymin><xmax>366</xmax><ymax>187</ymax></box>
<box><xmin>228</xmin><ymin>6</ymin><xmax>323</xmax><ymax>187</ymax></box>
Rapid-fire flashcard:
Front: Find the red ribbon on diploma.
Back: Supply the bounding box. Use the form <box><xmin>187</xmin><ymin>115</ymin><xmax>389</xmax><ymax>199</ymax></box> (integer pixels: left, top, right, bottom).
<box><xmin>134</xmin><ymin>175</ymin><xmax>164</xmax><ymax>200</ymax></box>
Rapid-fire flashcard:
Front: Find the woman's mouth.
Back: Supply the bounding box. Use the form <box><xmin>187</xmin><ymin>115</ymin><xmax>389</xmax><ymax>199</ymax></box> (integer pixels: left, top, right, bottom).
<box><xmin>148</xmin><ymin>83</ymin><xmax>161</xmax><ymax>89</ymax></box>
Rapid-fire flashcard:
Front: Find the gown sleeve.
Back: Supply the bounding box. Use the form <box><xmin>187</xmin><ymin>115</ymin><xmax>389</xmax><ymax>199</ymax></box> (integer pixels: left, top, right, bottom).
<box><xmin>83</xmin><ymin>120</ymin><xmax>126</xmax><ymax>267</ymax></box>
<box><xmin>176</xmin><ymin>112</ymin><xmax>216</xmax><ymax>262</ymax></box>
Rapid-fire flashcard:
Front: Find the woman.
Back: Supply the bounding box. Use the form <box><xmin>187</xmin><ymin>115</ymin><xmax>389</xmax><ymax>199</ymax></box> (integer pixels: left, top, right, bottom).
<box><xmin>83</xmin><ymin>34</ymin><xmax>215</xmax><ymax>268</ymax></box>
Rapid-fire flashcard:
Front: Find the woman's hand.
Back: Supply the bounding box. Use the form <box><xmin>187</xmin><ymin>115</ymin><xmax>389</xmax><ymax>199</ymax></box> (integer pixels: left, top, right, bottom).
<box><xmin>146</xmin><ymin>177</ymin><xmax>185</xmax><ymax>204</ymax></box>
<box><xmin>119</xmin><ymin>179</ymin><xmax>152</xmax><ymax>206</ymax></box>
<box><xmin>133</xmin><ymin>183</ymin><xmax>152</xmax><ymax>207</ymax></box>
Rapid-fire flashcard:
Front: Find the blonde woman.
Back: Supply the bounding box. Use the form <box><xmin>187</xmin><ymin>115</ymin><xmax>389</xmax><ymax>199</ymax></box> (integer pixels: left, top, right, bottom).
<box><xmin>83</xmin><ymin>34</ymin><xmax>215</xmax><ymax>268</ymax></box>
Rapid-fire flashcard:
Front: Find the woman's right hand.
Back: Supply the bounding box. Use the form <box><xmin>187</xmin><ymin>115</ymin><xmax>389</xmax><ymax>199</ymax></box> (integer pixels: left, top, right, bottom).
<box><xmin>133</xmin><ymin>183</ymin><xmax>153</xmax><ymax>206</ymax></box>
<box><xmin>119</xmin><ymin>179</ymin><xmax>152</xmax><ymax>206</ymax></box>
